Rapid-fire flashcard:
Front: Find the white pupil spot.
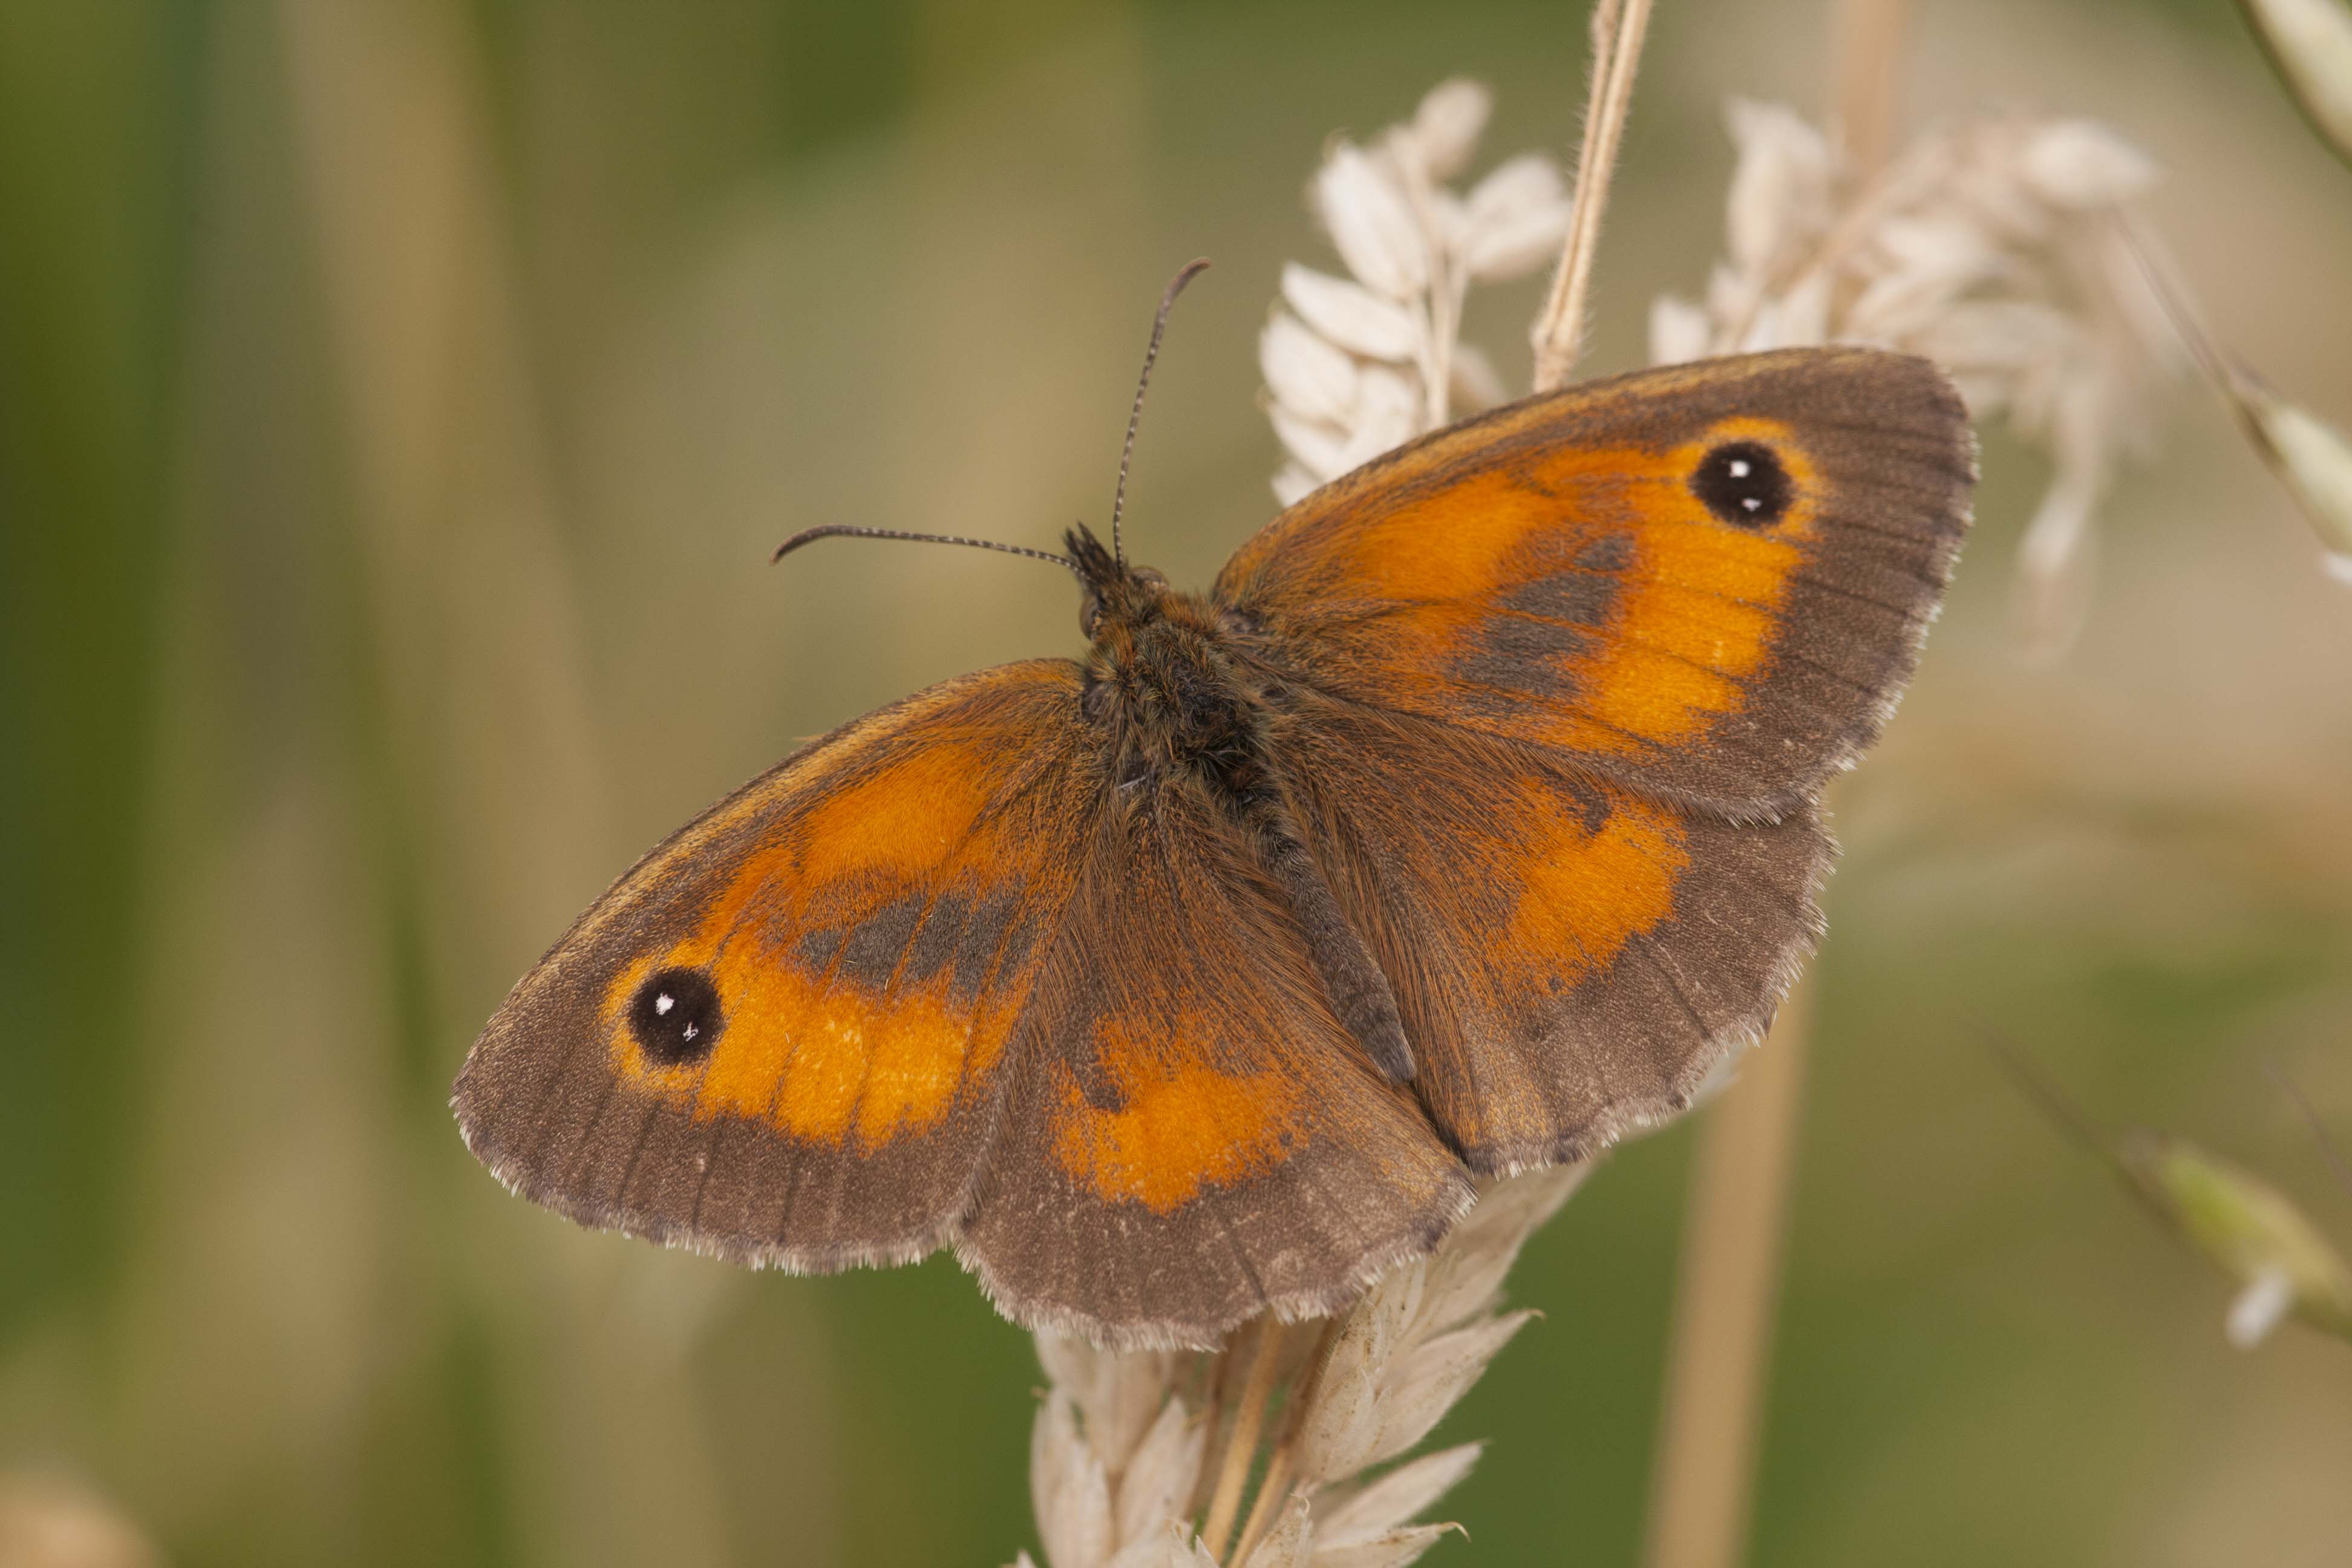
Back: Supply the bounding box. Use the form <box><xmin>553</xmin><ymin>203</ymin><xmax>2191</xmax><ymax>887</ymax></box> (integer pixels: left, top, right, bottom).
<box><xmin>682</xmin><ymin>1022</ymin><xmax>698</xmax><ymax>1041</ymax></box>
<box><xmin>1728</xmin><ymin>459</ymin><xmax>1752</xmax><ymax>478</ymax></box>
<box><xmin>654</xmin><ymin>993</ymin><xmax>674</xmax><ymax>1014</ymax></box>
<box><xmin>1742</xmin><ymin>496</ymin><xmax>1762</xmax><ymax>511</ymax></box>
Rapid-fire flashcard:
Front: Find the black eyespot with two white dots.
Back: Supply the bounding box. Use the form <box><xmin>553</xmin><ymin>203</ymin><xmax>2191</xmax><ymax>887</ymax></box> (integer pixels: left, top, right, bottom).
<box><xmin>1692</xmin><ymin>440</ymin><xmax>1793</xmax><ymax>528</ymax></box>
<box><xmin>628</xmin><ymin>965</ymin><xmax>724</xmax><ymax>1065</ymax></box>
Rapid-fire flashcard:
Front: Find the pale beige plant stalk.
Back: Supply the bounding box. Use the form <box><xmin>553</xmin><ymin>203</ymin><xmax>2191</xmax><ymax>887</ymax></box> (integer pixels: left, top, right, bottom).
<box><xmin>1533</xmin><ymin>0</ymin><xmax>1656</xmax><ymax>389</ymax></box>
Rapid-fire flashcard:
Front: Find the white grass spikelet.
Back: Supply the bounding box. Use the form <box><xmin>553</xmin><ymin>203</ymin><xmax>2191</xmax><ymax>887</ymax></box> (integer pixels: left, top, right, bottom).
<box><xmin>1316</xmin><ymin>146</ymin><xmax>1432</xmax><ymax>300</ymax></box>
<box><xmin>1106</xmin><ymin>1521</ymin><xmax>1223</xmax><ymax>1568</ymax></box>
<box><xmin>1264</xmin><ymin>80</ymin><xmax>1574</xmax><ymax>503</ymax></box>
<box><xmin>1408</xmin><ymin>78</ymin><xmax>1493</xmax><ymax>180</ymax></box>
<box><xmin>1308</xmin><ymin>1526</ymin><xmax>1460</xmax><ymax>1568</ymax></box>
<box><xmin>1117</xmin><ymin>1399</ymin><xmax>1209</xmax><ymax>1552</ymax></box>
<box><xmin>1239</xmin><ymin>1497</ymin><xmax>1316</xmax><ymax>1568</ymax></box>
<box><xmin>1463</xmin><ymin>155</ymin><xmax>1575</xmax><ymax>279</ymax></box>
<box><xmin>1033</xmin><ymin>1389</ymin><xmax>1116</xmax><ymax>1568</ymax></box>
<box><xmin>1280</xmin><ymin>265</ymin><xmax>1419</xmax><ymax>362</ymax></box>
<box><xmin>2018</xmin><ymin>119</ymin><xmax>2159</xmax><ymax>209</ymax></box>
<box><xmin>1362</xmin><ymin>1313</ymin><xmax>1535</xmax><ymax>1472</ymax></box>
<box><xmin>1723</xmin><ymin>99</ymin><xmax>1834</xmax><ymax>281</ymax></box>
<box><xmin>1259</xmin><ymin>312</ymin><xmax>1361</xmax><ymax>426</ymax></box>
<box><xmin>1313</xmin><ymin>1445</ymin><xmax>1483</xmax><ymax>1547</ymax></box>
<box><xmin>2232</xmin><ymin>374</ymin><xmax>2352</xmax><ymax>580</ymax></box>
<box><xmin>1291</xmin><ymin>1168</ymin><xmax>1588</xmax><ymax>1491</ymax></box>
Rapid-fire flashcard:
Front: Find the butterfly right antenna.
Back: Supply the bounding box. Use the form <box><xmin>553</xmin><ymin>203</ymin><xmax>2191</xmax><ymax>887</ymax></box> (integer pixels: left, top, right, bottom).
<box><xmin>1110</xmin><ymin>258</ymin><xmax>1210</xmax><ymax>570</ymax></box>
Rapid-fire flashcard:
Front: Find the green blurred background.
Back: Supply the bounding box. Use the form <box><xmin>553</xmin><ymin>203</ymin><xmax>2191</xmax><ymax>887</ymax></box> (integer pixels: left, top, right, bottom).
<box><xmin>4</xmin><ymin>0</ymin><xmax>2351</xmax><ymax>1563</ymax></box>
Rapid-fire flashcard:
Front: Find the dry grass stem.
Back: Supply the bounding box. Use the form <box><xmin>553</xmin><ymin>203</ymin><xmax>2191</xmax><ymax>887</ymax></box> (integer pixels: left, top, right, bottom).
<box><xmin>1640</xmin><ymin>983</ymin><xmax>1813</xmax><ymax>1568</ymax></box>
<box><xmin>1532</xmin><ymin>0</ymin><xmax>1657</xmax><ymax>390</ymax></box>
<box><xmin>1202</xmin><ymin>1322</ymin><xmax>1286</xmax><ymax>1560</ymax></box>
<box><xmin>1228</xmin><ymin>1440</ymin><xmax>1298</xmax><ymax>1567</ymax></box>
<box><xmin>1834</xmin><ymin>0</ymin><xmax>1908</xmax><ymax>177</ymax></box>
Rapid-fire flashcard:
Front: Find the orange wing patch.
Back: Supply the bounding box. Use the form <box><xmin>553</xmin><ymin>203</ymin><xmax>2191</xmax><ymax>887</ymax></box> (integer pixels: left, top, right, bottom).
<box><xmin>1048</xmin><ymin>1013</ymin><xmax>1304</xmax><ymax>1214</ymax></box>
<box><xmin>1498</xmin><ymin>779</ymin><xmax>1691</xmax><ymax>982</ymax></box>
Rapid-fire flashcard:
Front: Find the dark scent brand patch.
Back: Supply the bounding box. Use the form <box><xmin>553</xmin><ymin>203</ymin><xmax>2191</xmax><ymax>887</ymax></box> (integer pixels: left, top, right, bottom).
<box><xmin>629</xmin><ymin>967</ymin><xmax>724</xmax><ymax>1065</ymax></box>
<box><xmin>1066</xmin><ymin>1037</ymin><xmax>1131</xmax><ymax>1113</ymax></box>
<box><xmin>899</xmin><ymin>892</ymin><xmax>969</xmax><ymax>987</ymax></box>
<box><xmin>1497</xmin><ymin>570</ymin><xmax>1615</xmax><ymax>627</ymax></box>
<box><xmin>835</xmin><ymin>894</ymin><xmax>926</xmax><ymax>987</ymax></box>
<box><xmin>949</xmin><ymin>892</ymin><xmax>1022</xmax><ymax>1004</ymax></box>
<box><xmin>1451</xmin><ymin>615</ymin><xmax>1580</xmax><ymax>699</ymax></box>
<box><xmin>1693</xmin><ymin>441</ymin><xmax>1792</xmax><ymax>528</ymax></box>
<box><xmin>1575</xmin><ymin>533</ymin><xmax>1636</xmax><ymax>572</ymax></box>
<box><xmin>795</xmin><ymin>926</ymin><xmax>845</xmax><ymax>972</ymax></box>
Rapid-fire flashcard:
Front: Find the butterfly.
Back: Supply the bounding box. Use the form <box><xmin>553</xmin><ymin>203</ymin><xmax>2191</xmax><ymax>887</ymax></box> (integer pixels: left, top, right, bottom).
<box><xmin>454</xmin><ymin>281</ymin><xmax>1975</xmax><ymax>1349</ymax></box>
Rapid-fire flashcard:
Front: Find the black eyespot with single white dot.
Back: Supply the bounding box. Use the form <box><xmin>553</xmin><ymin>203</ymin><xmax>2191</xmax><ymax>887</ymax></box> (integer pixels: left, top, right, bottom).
<box><xmin>1692</xmin><ymin>440</ymin><xmax>1792</xmax><ymax>528</ymax></box>
<box><xmin>628</xmin><ymin>965</ymin><xmax>724</xmax><ymax>1065</ymax></box>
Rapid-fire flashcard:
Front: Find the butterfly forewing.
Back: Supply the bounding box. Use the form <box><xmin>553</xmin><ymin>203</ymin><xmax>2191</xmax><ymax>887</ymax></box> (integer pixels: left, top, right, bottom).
<box><xmin>454</xmin><ymin>660</ymin><xmax>1103</xmax><ymax>1273</ymax></box>
<box><xmin>1217</xmin><ymin>348</ymin><xmax>1976</xmax><ymax>819</ymax></box>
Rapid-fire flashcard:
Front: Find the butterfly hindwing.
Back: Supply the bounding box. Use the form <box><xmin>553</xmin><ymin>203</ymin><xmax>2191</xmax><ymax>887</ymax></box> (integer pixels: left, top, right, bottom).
<box><xmin>1270</xmin><ymin>691</ymin><xmax>1829</xmax><ymax>1172</ymax></box>
<box><xmin>959</xmin><ymin>771</ymin><xmax>1472</xmax><ymax>1345</ymax></box>
<box><xmin>454</xmin><ymin>661</ymin><xmax>1103</xmax><ymax>1272</ymax></box>
<box><xmin>1217</xmin><ymin>348</ymin><xmax>1975</xmax><ymax>818</ymax></box>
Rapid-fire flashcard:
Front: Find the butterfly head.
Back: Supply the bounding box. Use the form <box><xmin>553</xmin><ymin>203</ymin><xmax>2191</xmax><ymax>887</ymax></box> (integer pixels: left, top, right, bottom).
<box><xmin>1067</xmin><ymin>522</ymin><xmax>1169</xmax><ymax>642</ymax></box>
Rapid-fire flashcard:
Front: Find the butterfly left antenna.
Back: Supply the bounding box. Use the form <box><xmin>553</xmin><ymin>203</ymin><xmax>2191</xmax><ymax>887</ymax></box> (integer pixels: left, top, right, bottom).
<box><xmin>772</xmin><ymin>525</ymin><xmax>1080</xmax><ymax>577</ymax></box>
<box><xmin>1110</xmin><ymin>258</ymin><xmax>1211</xmax><ymax>569</ymax></box>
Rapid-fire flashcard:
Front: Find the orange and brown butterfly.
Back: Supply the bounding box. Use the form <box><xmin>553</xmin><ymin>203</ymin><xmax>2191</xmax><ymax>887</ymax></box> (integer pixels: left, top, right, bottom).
<box><xmin>454</xmin><ymin>265</ymin><xmax>1975</xmax><ymax>1349</ymax></box>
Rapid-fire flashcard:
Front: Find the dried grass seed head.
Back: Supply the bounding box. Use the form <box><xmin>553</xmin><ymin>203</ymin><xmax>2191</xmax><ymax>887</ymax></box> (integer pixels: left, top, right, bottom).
<box><xmin>1266</xmin><ymin>79</ymin><xmax>1573</xmax><ymax>505</ymax></box>
<box><xmin>1654</xmin><ymin>102</ymin><xmax>2177</xmax><ymax>657</ymax></box>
